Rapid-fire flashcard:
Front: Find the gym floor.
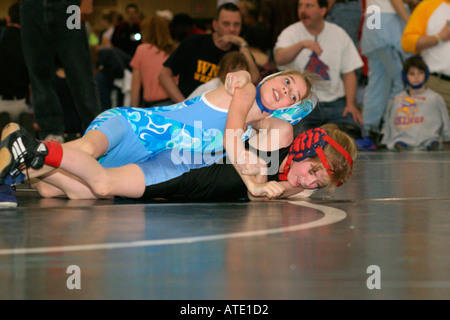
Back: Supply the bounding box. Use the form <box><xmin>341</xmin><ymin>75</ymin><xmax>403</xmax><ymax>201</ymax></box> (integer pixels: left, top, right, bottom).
<box><xmin>0</xmin><ymin>150</ymin><xmax>449</xmax><ymax>300</ymax></box>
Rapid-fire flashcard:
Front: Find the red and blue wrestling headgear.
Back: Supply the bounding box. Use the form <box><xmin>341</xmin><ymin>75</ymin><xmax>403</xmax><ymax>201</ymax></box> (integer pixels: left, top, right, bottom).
<box><xmin>279</xmin><ymin>128</ymin><xmax>353</xmax><ymax>187</ymax></box>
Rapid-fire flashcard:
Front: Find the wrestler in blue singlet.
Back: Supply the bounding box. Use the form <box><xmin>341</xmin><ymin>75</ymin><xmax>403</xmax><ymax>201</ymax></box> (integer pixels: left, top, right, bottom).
<box><xmin>86</xmin><ymin>86</ymin><xmax>316</xmax><ymax>187</ymax></box>
<box><xmin>86</xmin><ymin>94</ymin><xmax>235</xmax><ymax>186</ymax></box>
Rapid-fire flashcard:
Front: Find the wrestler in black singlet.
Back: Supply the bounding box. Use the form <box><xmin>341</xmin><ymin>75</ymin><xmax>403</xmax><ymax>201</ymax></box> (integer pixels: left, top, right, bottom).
<box><xmin>140</xmin><ymin>146</ymin><xmax>290</xmax><ymax>202</ymax></box>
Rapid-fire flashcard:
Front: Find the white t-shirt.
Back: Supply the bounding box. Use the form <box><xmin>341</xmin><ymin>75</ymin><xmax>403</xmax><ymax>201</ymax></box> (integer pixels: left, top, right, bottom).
<box><xmin>424</xmin><ymin>2</ymin><xmax>450</xmax><ymax>75</ymax></box>
<box><xmin>275</xmin><ymin>21</ymin><xmax>363</xmax><ymax>102</ymax></box>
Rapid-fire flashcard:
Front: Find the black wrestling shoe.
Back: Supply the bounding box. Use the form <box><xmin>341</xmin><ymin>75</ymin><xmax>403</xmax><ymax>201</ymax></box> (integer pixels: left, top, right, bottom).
<box><xmin>0</xmin><ymin>123</ymin><xmax>48</xmax><ymax>184</ymax></box>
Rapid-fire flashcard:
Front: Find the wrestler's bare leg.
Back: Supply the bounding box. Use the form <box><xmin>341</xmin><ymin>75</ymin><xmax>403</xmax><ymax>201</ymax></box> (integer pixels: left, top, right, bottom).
<box><xmin>32</xmin><ymin>169</ymin><xmax>104</xmax><ymax>199</ymax></box>
<box><xmin>3</xmin><ymin>126</ymin><xmax>147</xmax><ymax>199</ymax></box>
<box><xmin>31</xmin><ymin>147</ymin><xmax>146</xmax><ymax>199</ymax></box>
<box><xmin>23</xmin><ymin>129</ymin><xmax>110</xmax><ymax>180</ymax></box>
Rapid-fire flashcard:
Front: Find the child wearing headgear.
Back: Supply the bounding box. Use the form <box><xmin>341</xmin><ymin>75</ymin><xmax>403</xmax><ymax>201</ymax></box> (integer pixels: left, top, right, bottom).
<box><xmin>381</xmin><ymin>56</ymin><xmax>450</xmax><ymax>151</ymax></box>
<box><xmin>275</xmin><ymin>124</ymin><xmax>356</xmax><ymax>195</ymax></box>
<box><xmin>244</xmin><ymin>123</ymin><xmax>357</xmax><ymax>200</ymax></box>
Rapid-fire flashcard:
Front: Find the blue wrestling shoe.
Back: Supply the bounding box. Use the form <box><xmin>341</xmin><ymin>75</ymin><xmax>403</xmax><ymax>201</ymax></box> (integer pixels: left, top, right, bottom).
<box><xmin>0</xmin><ymin>183</ymin><xmax>18</xmax><ymax>208</ymax></box>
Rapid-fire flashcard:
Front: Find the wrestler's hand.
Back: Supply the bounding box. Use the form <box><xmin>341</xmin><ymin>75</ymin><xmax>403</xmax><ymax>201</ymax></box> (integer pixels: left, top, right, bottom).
<box><xmin>225</xmin><ymin>70</ymin><xmax>252</xmax><ymax>95</ymax></box>
<box><xmin>236</xmin><ymin>150</ymin><xmax>268</xmax><ymax>176</ymax></box>
<box><xmin>250</xmin><ymin>181</ymin><xmax>285</xmax><ymax>199</ymax></box>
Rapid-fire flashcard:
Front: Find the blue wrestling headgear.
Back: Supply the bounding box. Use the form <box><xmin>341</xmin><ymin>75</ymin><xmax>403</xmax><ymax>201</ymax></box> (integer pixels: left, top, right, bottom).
<box><xmin>255</xmin><ymin>81</ymin><xmax>276</xmax><ymax>114</ymax></box>
<box><xmin>401</xmin><ymin>55</ymin><xmax>430</xmax><ymax>90</ymax></box>
<box><xmin>255</xmin><ymin>71</ymin><xmax>318</xmax><ymax>125</ymax></box>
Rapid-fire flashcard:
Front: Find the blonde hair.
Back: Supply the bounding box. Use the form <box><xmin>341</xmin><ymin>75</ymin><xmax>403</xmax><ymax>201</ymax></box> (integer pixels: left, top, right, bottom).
<box><xmin>309</xmin><ymin>124</ymin><xmax>357</xmax><ymax>191</ymax></box>
<box><xmin>218</xmin><ymin>52</ymin><xmax>249</xmax><ymax>83</ymax></box>
<box><xmin>140</xmin><ymin>16</ymin><xmax>176</xmax><ymax>55</ymax></box>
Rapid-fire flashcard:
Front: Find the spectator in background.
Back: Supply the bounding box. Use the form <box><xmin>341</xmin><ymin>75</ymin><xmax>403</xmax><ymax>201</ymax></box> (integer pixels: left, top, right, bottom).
<box><xmin>54</xmin><ymin>61</ymin><xmax>83</xmax><ymax>140</ymax></box>
<box><xmin>20</xmin><ymin>0</ymin><xmax>101</xmax><ymax>143</ymax></box>
<box><xmin>401</xmin><ymin>0</ymin><xmax>450</xmax><ymax>116</ymax></box>
<box><xmin>381</xmin><ymin>56</ymin><xmax>450</xmax><ymax>151</ymax></box>
<box><xmin>237</xmin><ymin>0</ymin><xmax>275</xmax><ymax>79</ymax></box>
<box><xmin>169</xmin><ymin>13</ymin><xmax>206</xmax><ymax>45</ymax></box>
<box><xmin>405</xmin><ymin>0</ymin><xmax>423</xmax><ymax>12</ymax></box>
<box><xmin>358</xmin><ymin>0</ymin><xmax>410</xmax><ymax>150</ymax></box>
<box><xmin>274</xmin><ymin>0</ymin><xmax>363</xmax><ymax>139</ymax></box>
<box><xmin>326</xmin><ymin>0</ymin><xmax>363</xmax><ymax>48</ymax></box>
<box><xmin>111</xmin><ymin>3</ymin><xmax>142</xmax><ymax>57</ymax></box>
<box><xmin>187</xmin><ymin>51</ymin><xmax>249</xmax><ymax>99</ymax></box>
<box><xmin>159</xmin><ymin>2</ymin><xmax>260</xmax><ymax>103</ymax></box>
<box><xmin>0</xmin><ymin>2</ymin><xmax>34</xmax><ymax>135</ymax></box>
<box><xmin>155</xmin><ymin>9</ymin><xmax>174</xmax><ymax>26</ymax></box>
<box><xmin>98</xmin><ymin>9</ymin><xmax>120</xmax><ymax>48</ymax></box>
<box><xmin>237</xmin><ymin>1</ymin><xmax>269</xmax><ymax>52</ymax></box>
<box><xmin>95</xmin><ymin>46</ymin><xmax>132</xmax><ymax>110</ymax></box>
<box><xmin>130</xmin><ymin>16</ymin><xmax>177</xmax><ymax>107</ymax></box>
<box><xmin>246</xmin><ymin>31</ymin><xmax>276</xmax><ymax>80</ymax></box>
<box><xmin>260</xmin><ymin>0</ymin><xmax>299</xmax><ymax>50</ymax></box>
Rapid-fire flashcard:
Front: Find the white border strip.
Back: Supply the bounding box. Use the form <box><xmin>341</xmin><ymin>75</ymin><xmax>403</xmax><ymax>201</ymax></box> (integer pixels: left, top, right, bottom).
<box><xmin>0</xmin><ymin>201</ymin><xmax>346</xmax><ymax>256</ymax></box>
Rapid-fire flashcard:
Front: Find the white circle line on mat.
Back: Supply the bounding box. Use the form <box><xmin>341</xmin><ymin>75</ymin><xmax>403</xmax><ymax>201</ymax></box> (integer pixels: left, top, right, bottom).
<box><xmin>0</xmin><ymin>201</ymin><xmax>346</xmax><ymax>255</ymax></box>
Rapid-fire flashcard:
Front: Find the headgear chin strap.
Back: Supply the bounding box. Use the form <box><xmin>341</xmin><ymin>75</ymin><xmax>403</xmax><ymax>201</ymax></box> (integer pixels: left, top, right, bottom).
<box><xmin>255</xmin><ymin>81</ymin><xmax>275</xmax><ymax>114</ymax></box>
<box><xmin>278</xmin><ymin>128</ymin><xmax>353</xmax><ymax>187</ymax></box>
<box><xmin>255</xmin><ymin>72</ymin><xmax>318</xmax><ymax>125</ymax></box>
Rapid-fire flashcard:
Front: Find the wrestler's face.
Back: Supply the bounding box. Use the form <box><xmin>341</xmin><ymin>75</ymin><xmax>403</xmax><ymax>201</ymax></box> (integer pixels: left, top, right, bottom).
<box><xmin>286</xmin><ymin>159</ymin><xmax>329</xmax><ymax>189</ymax></box>
<box><xmin>406</xmin><ymin>67</ymin><xmax>426</xmax><ymax>88</ymax></box>
<box><xmin>259</xmin><ymin>74</ymin><xmax>308</xmax><ymax>112</ymax></box>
